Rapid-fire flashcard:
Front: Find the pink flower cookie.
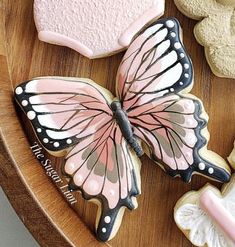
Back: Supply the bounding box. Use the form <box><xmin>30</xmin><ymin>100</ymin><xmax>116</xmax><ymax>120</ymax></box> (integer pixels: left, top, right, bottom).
<box><xmin>15</xmin><ymin>18</ymin><xmax>231</xmax><ymax>241</ymax></box>
<box><xmin>174</xmin><ymin>175</ymin><xmax>235</xmax><ymax>247</ymax></box>
<box><xmin>34</xmin><ymin>0</ymin><xmax>165</xmax><ymax>58</ymax></box>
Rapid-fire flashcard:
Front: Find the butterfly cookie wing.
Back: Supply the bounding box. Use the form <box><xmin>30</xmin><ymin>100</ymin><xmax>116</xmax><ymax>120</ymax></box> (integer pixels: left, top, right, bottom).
<box><xmin>65</xmin><ymin>123</ymin><xmax>141</xmax><ymax>241</ymax></box>
<box><xmin>15</xmin><ymin>77</ymin><xmax>114</xmax><ymax>151</ymax></box>
<box><xmin>117</xmin><ymin>18</ymin><xmax>193</xmax><ymax>109</ymax></box>
<box><xmin>116</xmin><ymin>18</ymin><xmax>230</xmax><ymax>182</ymax></box>
<box><xmin>15</xmin><ymin>77</ymin><xmax>141</xmax><ymax>241</ymax></box>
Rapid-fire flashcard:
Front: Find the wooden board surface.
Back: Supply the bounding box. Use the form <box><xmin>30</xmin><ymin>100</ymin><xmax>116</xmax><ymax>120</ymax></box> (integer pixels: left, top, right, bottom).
<box><xmin>0</xmin><ymin>1</ymin><xmax>234</xmax><ymax>247</ymax></box>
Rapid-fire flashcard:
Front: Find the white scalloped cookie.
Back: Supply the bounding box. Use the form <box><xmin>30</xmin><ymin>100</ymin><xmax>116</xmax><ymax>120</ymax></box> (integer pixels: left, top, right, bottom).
<box><xmin>34</xmin><ymin>0</ymin><xmax>165</xmax><ymax>59</ymax></box>
<box><xmin>174</xmin><ymin>175</ymin><xmax>235</xmax><ymax>247</ymax></box>
<box><xmin>228</xmin><ymin>141</ymin><xmax>235</xmax><ymax>168</ymax></box>
<box><xmin>174</xmin><ymin>0</ymin><xmax>235</xmax><ymax>79</ymax></box>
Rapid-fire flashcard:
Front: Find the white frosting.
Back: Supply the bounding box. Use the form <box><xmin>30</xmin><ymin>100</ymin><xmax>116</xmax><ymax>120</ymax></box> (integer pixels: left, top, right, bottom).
<box><xmin>27</xmin><ymin>111</ymin><xmax>36</xmax><ymax>120</ymax></box>
<box><xmin>174</xmin><ymin>181</ymin><xmax>235</xmax><ymax>247</ymax></box>
<box><xmin>175</xmin><ymin>204</ymin><xmax>233</xmax><ymax>247</ymax></box>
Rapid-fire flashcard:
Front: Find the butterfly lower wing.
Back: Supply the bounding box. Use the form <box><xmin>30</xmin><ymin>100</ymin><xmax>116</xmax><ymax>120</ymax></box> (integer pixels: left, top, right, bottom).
<box><xmin>128</xmin><ymin>94</ymin><xmax>230</xmax><ymax>182</ymax></box>
<box><xmin>116</xmin><ymin>17</ymin><xmax>193</xmax><ymax>111</ymax></box>
<box><xmin>15</xmin><ymin>77</ymin><xmax>141</xmax><ymax>241</ymax></box>
<box><xmin>65</xmin><ymin>123</ymin><xmax>141</xmax><ymax>241</ymax></box>
<box><xmin>15</xmin><ymin>77</ymin><xmax>113</xmax><ymax>152</ymax></box>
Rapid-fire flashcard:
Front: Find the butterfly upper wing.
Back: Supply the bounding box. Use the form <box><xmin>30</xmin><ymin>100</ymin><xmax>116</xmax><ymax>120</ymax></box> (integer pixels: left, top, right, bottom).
<box><xmin>116</xmin><ymin>18</ymin><xmax>230</xmax><ymax>182</ymax></box>
<box><xmin>15</xmin><ymin>77</ymin><xmax>141</xmax><ymax>241</ymax></box>
<box><xmin>175</xmin><ymin>203</ymin><xmax>232</xmax><ymax>247</ymax></box>
<box><xmin>15</xmin><ymin>77</ymin><xmax>114</xmax><ymax>151</ymax></box>
<box><xmin>117</xmin><ymin>17</ymin><xmax>193</xmax><ymax>111</ymax></box>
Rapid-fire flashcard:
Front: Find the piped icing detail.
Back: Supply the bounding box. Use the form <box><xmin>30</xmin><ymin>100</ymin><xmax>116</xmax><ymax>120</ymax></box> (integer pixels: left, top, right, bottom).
<box><xmin>175</xmin><ymin>176</ymin><xmax>235</xmax><ymax>247</ymax></box>
<box><xmin>15</xmin><ymin>18</ymin><xmax>230</xmax><ymax>242</ymax></box>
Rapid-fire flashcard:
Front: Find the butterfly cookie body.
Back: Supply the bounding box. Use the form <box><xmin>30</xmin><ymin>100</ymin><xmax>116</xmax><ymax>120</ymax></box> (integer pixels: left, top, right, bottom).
<box><xmin>15</xmin><ymin>18</ymin><xmax>231</xmax><ymax>241</ymax></box>
<box><xmin>174</xmin><ymin>175</ymin><xmax>235</xmax><ymax>247</ymax></box>
<box><xmin>174</xmin><ymin>0</ymin><xmax>235</xmax><ymax>79</ymax></box>
<box><xmin>34</xmin><ymin>0</ymin><xmax>165</xmax><ymax>58</ymax></box>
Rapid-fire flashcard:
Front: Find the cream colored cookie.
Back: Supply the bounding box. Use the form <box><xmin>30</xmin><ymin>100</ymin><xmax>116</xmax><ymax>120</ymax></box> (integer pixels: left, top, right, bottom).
<box><xmin>174</xmin><ymin>175</ymin><xmax>235</xmax><ymax>247</ymax></box>
<box><xmin>228</xmin><ymin>141</ymin><xmax>235</xmax><ymax>168</ymax></box>
<box><xmin>174</xmin><ymin>0</ymin><xmax>235</xmax><ymax>79</ymax></box>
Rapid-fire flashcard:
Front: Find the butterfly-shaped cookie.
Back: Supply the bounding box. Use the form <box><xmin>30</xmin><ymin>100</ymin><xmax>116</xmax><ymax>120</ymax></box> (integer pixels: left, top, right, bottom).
<box><xmin>14</xmin><ymin>18</ymin><xmax>231</xmax><ymax>241</ymax></box>
<box><xmin>174</xmin><ymin>175</ymin><xmax>235</xmax><ymax>247</ymax></box>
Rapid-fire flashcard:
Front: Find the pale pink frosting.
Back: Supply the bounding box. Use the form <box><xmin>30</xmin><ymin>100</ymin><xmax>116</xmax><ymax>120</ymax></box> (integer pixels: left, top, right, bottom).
<box><xmin>199</xmin><ymin>190</ymin><xmax>235</xmax><ymax>243</ymax></box>
<box><xmin>34</xmin><ymin>0</ymin><xmax>165</xmax><ymax>58</ymax></box>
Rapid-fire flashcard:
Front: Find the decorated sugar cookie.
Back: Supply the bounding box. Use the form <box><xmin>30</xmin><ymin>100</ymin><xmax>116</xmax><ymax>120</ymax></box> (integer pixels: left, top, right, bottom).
<box><xmin>14</xmin><ymin>18</ymin><xmax>231</xmax><ymax>241</ymax></box>
<box><xmin>34</xmin><ymin>0</ymin><xmax>165</xmax><ymax>58</ymax></box>
<box><xmin>174</xmin><ymin>175</ymin><xmax>235</xmax><ymax>247</ymax></box>
<box><xmin>228</xmin><ymin>141</ymin><xmax>235</xmax><ymax>168</ymax></box>
<box><xmin>174</xmin><ymin>0</ymin><xmax>235</xmax><ymax>79</ymax></box>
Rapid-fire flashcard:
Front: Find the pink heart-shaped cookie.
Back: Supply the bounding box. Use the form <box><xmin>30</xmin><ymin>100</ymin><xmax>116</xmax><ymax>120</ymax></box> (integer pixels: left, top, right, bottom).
<box><xmin>34</xmin><ymin>0</ymin><xmax>165</xmax><ymax>58</ymax></box>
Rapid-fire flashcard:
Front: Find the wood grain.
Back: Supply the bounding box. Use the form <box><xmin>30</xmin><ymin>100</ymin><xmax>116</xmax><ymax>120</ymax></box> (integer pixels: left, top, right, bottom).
<box><xmin>0</xmin><ymin>1</ymin><xmax>234</xmax><ymax>247</ymax></box>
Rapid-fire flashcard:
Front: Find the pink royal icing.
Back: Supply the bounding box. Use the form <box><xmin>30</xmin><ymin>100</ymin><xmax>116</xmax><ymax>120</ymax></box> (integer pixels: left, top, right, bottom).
<box><xmin>199</xmin><ymin>190</ymin><xmax>235</xmax><ymax>243</ymax></box>
<box><xmin>34</xmin><ymin>0</ymin><xmax>165</xmax><ymax>58</ymax></box>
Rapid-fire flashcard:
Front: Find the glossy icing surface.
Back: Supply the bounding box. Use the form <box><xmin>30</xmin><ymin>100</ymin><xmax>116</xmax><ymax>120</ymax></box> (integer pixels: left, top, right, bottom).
<box><xmin>199</xmin><ymin>190</ymin><xmax>235</xmax><ymax>243</ymax></box>
<box><xmin>15</xmin><ymin>18</ymin><xmax>230</xmax><ymax>242</ymax></box>
<box><xmin>34</xmin><ymin>0</ymin><xmax>165</xmax><ymax>58</ymax></box>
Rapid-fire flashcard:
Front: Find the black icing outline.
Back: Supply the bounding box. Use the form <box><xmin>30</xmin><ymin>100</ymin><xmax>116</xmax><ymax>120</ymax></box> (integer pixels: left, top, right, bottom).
<box><xmin>14</xmin><ymin>17</ymin><xmax>231</xmax><ymax>242</ymax></box>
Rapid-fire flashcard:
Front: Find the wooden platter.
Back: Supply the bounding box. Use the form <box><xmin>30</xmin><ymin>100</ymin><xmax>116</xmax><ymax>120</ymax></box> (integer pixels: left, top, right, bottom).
<box><xmin>0</xmin><ymin>1</ymin><xmax>234</xmax><ymax>246</ymax></box>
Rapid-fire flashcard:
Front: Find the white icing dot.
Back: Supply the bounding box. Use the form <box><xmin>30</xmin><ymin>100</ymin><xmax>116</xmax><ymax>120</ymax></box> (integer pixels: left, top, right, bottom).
<box><xmin>208</xmin><ymin>167</ymin><xmax>214</xmax><ymax>174</ymax></box>
<box><xmin>54</xmin><ymin>142</ymin><xmax>60</xmax><ymax>148</ymax></box>
<box><xmin>171</xmin><ymin>32</ymin><xmax>176</xmax><ymax>38</ymax></box>
<box><xmin>184</xmin><ymin>63</ymin><xmax>190</xmax><ymax>69</ymax></box>
<box><xmin>180</xmin><ymin>53</ymin><xmax>185</xmax><ymax>58</ymax></box>
<box><xmin>185</xmin><ymin>73</ymin><xmax>189</xmax><ymax>78</ymax></box>
<box><xmin>37</xmin><ymin>128</ymin><xmax>42</xmax><ymax>133</ymax></box>
<box><xmin>199</xmin><ymin>162</ymin><xmax>206</xmax><ymax>170</ymax></box>
<box><xmin>170</xmin><ymin>88</ymin><xmax>174</xmax><ymax>92</ymax></box>
<box><xmin>66</xmin><ymin>139</ymin><xmax>72</xmax><ymax>144</ymax></box>
<box><xmin>27</xmin><ymin>111</ymin><xmax>36</xmax><ymax>120</ymax></box>
<box><xmin>43</xmin><ymin>138</ymin><xmax>49</xmax><ymax>143</ymax></box>
<box><xmin>166</xmin><ymin>20</ymin><xmax>175</xmax><ymax>28</ymax></box>
<box><xmin>179</xmin><ymin>82</ymin><xmax>184</xmax><ymax>86</ymax></box>
<box><xmin>174</xmin><ymin>42</ymin><xmax>181</xmax><ymax>49</ymax></box>
<box><xmin>21</xmin><ymin>100</ymin><xmax>28</xmax><ymax>106</ymax></box>
<box><xmin>15</xmin><ymin>87</ymin><xmax>23</xmax><ymax>95</ymax></box>
<box><xmin>102</xmin><ymin>228</ymin><xmax>107</xmax><ymax>233</ymax></box>
<box><xmin>104</xmin><ymin>216</ymin><xmax>111</xmax><ymax>224</ymax></box>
